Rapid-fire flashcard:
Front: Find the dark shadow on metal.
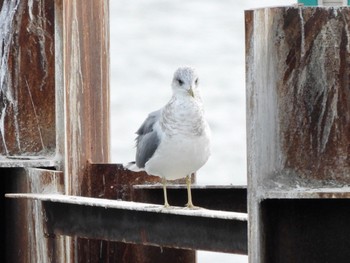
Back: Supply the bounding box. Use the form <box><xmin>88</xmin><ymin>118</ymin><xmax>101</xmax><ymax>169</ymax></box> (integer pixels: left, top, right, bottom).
<box><xmin>43</xmin><ymin>200</ymin><xmax>248</xmax><ymax>254</ymax></box>
<box><xmin>262</xmin><ymin>199</ymin><xmax>350</xmax><ymax>263</ymax></box>
<box><xmin>133</xmin><ymin>185</ymin><xmax>247</xmax><ymax>213</ymax></box>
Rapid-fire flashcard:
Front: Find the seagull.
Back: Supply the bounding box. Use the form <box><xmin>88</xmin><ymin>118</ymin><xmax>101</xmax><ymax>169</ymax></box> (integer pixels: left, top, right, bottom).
<box><xmin>127</xmin><ymin>66</ymin><xmax>211</xmax><ymax>208</ymax></box>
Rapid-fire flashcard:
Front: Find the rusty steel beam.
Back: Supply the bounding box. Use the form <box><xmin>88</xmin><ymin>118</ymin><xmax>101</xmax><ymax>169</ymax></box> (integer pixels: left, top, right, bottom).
<box><xmin>81</xmin><ymin>162</ymin><xmax>193</xmax><ymax>263</ymax></box>
<box><xmin>6</xmin><ymin>194</ymin><xmax>248</xmax><ymax>255</ymax></box>
<box><xmin>83</xmin><ymin>162</ymin><xmax>247</xmax><ymax>261</ymax></box>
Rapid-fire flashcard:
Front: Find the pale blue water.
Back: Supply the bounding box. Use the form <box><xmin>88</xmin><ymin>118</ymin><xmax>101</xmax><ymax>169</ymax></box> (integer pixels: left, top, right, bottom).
<box><xmin>110</xmin><ymin>1</ymin><xmax>294</xmax><ymax>262</ymax></box>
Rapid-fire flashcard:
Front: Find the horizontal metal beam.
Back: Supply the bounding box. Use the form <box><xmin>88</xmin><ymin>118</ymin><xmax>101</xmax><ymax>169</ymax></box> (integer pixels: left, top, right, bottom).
<box><xmin>6</xmin><ymin>193</ymin><xmax>248</xmax><ymax>254</ymax></box>
<box><xmin>0</xmin><ymin>157</ymin><xmax>58</xmax><ymax>168</ymax></box>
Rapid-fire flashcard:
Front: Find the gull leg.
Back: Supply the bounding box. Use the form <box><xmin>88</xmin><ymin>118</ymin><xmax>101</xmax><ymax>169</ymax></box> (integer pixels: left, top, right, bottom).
<box><xmin>186</xmin><ymin>175</ymin><xmax>194</xmax><ymax>208</ymax></box>
<box><xmin>162</xmin><ymin>177</ymin><xmax>170</xmax><ymax>207</ymax></box>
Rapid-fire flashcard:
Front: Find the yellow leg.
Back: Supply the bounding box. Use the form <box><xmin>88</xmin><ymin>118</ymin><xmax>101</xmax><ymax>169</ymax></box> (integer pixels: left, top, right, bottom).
<box><xmin>162</xmin><ymin>177</ymin><xmax>170</xmax><ymax>207</ymax></box>
<box><xmin>186</xmin><ymin>175</ymin><xmax>194</xmax><ymax>208</ymax></box>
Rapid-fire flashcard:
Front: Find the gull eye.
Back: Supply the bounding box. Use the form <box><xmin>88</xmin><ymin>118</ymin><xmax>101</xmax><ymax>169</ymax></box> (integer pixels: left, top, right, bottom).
<box><xmin>195</xmin><ymin>78</ymin><xmax>199</xmax><ymax>85</ymax></box>
<box><xmin>177</xmin><ymin>78</ymin><xmax>184</xmax><ymax>85</ymax></box>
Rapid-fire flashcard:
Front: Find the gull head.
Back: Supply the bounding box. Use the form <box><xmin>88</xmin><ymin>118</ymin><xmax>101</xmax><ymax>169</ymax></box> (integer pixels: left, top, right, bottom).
<box><xmin>171</xmin><ymin>67</ymin><xmax>199</xmax><ymax>98</ymax></box>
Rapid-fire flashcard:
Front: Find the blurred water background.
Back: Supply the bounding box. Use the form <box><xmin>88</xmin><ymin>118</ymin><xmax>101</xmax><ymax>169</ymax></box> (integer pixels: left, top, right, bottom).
<box><xmin>110</xmin><ymin>0</ymin><xmax>294</xmax><ymax>262</ymax></box>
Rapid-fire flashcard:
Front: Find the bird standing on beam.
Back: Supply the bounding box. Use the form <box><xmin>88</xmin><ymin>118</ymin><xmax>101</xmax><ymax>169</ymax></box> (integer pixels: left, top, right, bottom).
<box><xmin>127</xmin><ymin>66</ymin><xmax>211</xmax><ymax>208</ymax></box>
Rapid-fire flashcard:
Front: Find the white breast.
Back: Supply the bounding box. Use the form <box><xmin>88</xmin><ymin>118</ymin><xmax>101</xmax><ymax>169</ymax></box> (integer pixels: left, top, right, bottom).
<box><xmin>145</xmin><ymin>121</ymin><xmax>211</xmax><ymax>180</ymax></box>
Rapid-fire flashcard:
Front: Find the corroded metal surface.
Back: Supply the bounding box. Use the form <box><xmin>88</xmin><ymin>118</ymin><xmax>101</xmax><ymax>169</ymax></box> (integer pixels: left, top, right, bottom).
<box><xmin>54</xmin><ymin>1</ymin><xmax>110</xmax><ymax>262</ymax></box>
<box><xmin>246</xmin><ymin>6</ymin><xmax>350</xmax><ymax>185</ymax></box>
<box><xmin>58</xmin><ymin>0</ymin><xmax>110</xmax><ymax>196</ymax></box>
<box><xmin>0</xmin><ymin>0</ymin><xmax>56</xmax><ymax>157</ymax></box>
<box><xmin>3</xmin><ymin>168</ymin><xmax>64</xmax><ymax>263</ymax></box>
<box><xmin>83</xmin><ymin>162</ymin><xmax>161</xmax><ymax>201</ymax></box>
<box><xmin>44</xmin><ymin>200</ymin><xmax>247</xmax><ymax>254</ymax></box>
<box><xmin>278</xmin><ymin>8</ymin><xmax>350</xmax><ymax>182</ymax></box>
<box><xmin>246</xmin><ymin>6</ymin><xmax>350</xmax><ymax>263</ymax></box>
<box><xmin>81</xmin><ymin>162</ymin><xmax>196</xmax><ymax>263</ymax></box>
<box><xmin>6</xmin><ymin>193</ymin><xmax>248</xmax><ymax>255</ymax></box>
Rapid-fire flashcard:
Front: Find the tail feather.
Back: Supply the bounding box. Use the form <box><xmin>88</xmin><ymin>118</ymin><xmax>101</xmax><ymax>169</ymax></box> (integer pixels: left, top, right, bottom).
<box><xmin>124</xmin><ymin>161</ymin><xmax>144</xmax><ymax>172</ymax></box>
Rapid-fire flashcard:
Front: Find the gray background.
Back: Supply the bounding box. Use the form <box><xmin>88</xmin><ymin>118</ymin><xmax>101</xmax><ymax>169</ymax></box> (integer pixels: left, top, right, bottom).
<box><xmin>110</xmin><ymin>1</ymin><xmax>294</xmax><ymax>262</ymax></box>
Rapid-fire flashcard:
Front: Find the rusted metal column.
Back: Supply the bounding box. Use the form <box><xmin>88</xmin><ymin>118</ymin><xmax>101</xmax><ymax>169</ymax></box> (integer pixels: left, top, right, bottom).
<box><xmin>55</xmin><ymin>0</ymin><xmax>110</xmax><ymax>195</ymax></box>
<box><xmin>54</xmin><ymin>0</ymin><xmax>110</xmax><ymax>262</ymax></box>
<box><xmin>246</xmin><ymin>6</ymin><xmax>350</xmax><ymax>263</ymax></box>
<box><xmin>0</xmin><ymin>0</ymin><xmax>64</xmax><ymax>262</ymax></box>
<box><xmin>0</xmin><ymin>0</ymin><xmax>56</xmax><ymax>157</ymax></box>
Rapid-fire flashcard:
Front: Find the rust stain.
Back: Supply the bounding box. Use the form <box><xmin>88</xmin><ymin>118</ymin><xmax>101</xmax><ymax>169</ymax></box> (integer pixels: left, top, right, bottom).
<box><xmin>0</xmin><ymin>0</ymin><xmax>55</xmax><ymax>156</ymax></box>
<box><xmin>62</xmin><ymin>0</ymin><xmax>110</xmax><ymax>196</ymax></box>
<box><xmin>83</xmin><ymin>162</ymin><xmax>161</xmax><ymax>201</ymax></box>
<box><xmin>244</xmin><ymin>10</ymin><xmax>253</xmax><ymax>65</ymax></box>
<box><xmin>276</xmin><ymin>8</ymin><xmax>350</xmax><ymax>182</ymax></box>
<box><xmin>140</xmin><ymin>228</ymin><xmax>148</xmax><ymax>244</ymax></box>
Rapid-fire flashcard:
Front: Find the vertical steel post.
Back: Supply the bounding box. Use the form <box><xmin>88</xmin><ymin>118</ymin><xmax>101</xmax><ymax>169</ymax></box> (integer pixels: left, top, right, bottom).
<box><xmin>246</xmin><ymin>6</ymin><xmax>350</xmax><ymax>262</ymax></box>
<box><xmin>0</xmin><ymin>0</ymin><xmax>63</xmax><ymax>262</ymax></box>
<box><xmin>54</xmin><ymin>0</ymin><xmax>110</xmax><ymax>261</ymax></box>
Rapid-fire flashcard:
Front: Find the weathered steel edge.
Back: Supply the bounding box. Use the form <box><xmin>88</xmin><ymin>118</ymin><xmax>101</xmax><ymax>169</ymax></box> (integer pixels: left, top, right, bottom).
<box><xmin>0</xmin><ymin>158</ymin><xmax>59</xmax><ymax>168</ymax></box>
<box><xmin>5</xmin><ymin>193</ymin><xmax>247</xmax><ymax>220</ymax></box>
<box><xmin>260</xmin><ymin>188</ymin><xmax>350</xmax><ymax>199</ymax></box>
<box><xmin>6</xmin><ymin>193</ymin><xmax>248</xmax><ymax>254</ymax></box>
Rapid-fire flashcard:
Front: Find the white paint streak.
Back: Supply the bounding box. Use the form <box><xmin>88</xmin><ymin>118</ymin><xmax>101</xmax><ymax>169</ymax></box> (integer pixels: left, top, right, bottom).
<box><xmin>28</xmin><ymin>0</ymin><xmax>34</xmax><ymax>21</ymax></box>
<box><xmin>28</xmin><ymin>170</ymin><xmax>49</xmax><ymax>263</ymax></box>
<box><xmin>320</xmin><ymin>87</ymin><xmax>338</xmax><ymax>153</ymax></box>
<box><xmin>299</xmin><ymin>7</ymin><xmax>305</xmax><ymax>58</ymax></box>
<box><xmin>0</xmin><ymin>0</ymin><xmax>22</xmax><ymax>153</ymax></box>
<box><xmin>0</xmin><ymin>0</ymin><xmax>52</xmax><ymax>155</ymax></box>
<box><xmin>0</xmin><ymin>105</ymin><xmax>8</xmax><ymax>154</ymax></box>
<box><xmin>27</xmin><ymin>0</ymin><xmax>51</xmax><ymax>91</ymax></box>
<box><xmin>0</xmin><ymin>0</ymin><xmax>20</xmax><ymax>104</ymax></box>
<box><xmin>67</xmin><ymin>2</ymin><xmax>84</xmax><ymax>194</ymax></box>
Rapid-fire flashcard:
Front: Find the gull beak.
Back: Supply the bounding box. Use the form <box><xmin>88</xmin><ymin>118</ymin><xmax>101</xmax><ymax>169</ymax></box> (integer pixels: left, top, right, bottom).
<box><xmin>188</xmin><ymin>87</ymin><xmax>194</xmax><ymax>98</ymax></box>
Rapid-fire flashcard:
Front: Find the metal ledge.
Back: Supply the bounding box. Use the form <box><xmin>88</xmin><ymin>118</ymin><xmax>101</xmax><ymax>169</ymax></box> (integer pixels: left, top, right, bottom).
<box><xmin>6</xmin><ymin>193</ymin><xmax>248</xmax><ymax>254</ymax></box>
<box><xmin>0</xmin><ymin>156</ymin><xmax>59</xmax><ymax>168</ymax></box>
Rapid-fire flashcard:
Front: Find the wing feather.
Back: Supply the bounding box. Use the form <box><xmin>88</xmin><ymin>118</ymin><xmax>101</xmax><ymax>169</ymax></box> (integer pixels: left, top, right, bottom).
<box><xmin>135</xmin><ymin>110</ymin><xmax>161</xmax><ymax>168</ymax></box>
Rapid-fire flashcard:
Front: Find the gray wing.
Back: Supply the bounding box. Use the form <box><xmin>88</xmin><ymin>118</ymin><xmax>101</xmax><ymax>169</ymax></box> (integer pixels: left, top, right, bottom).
<box><xmin>135</xmin><ymin>110</ymin><xmax>161</xmax><ymax>168</ymax></box>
